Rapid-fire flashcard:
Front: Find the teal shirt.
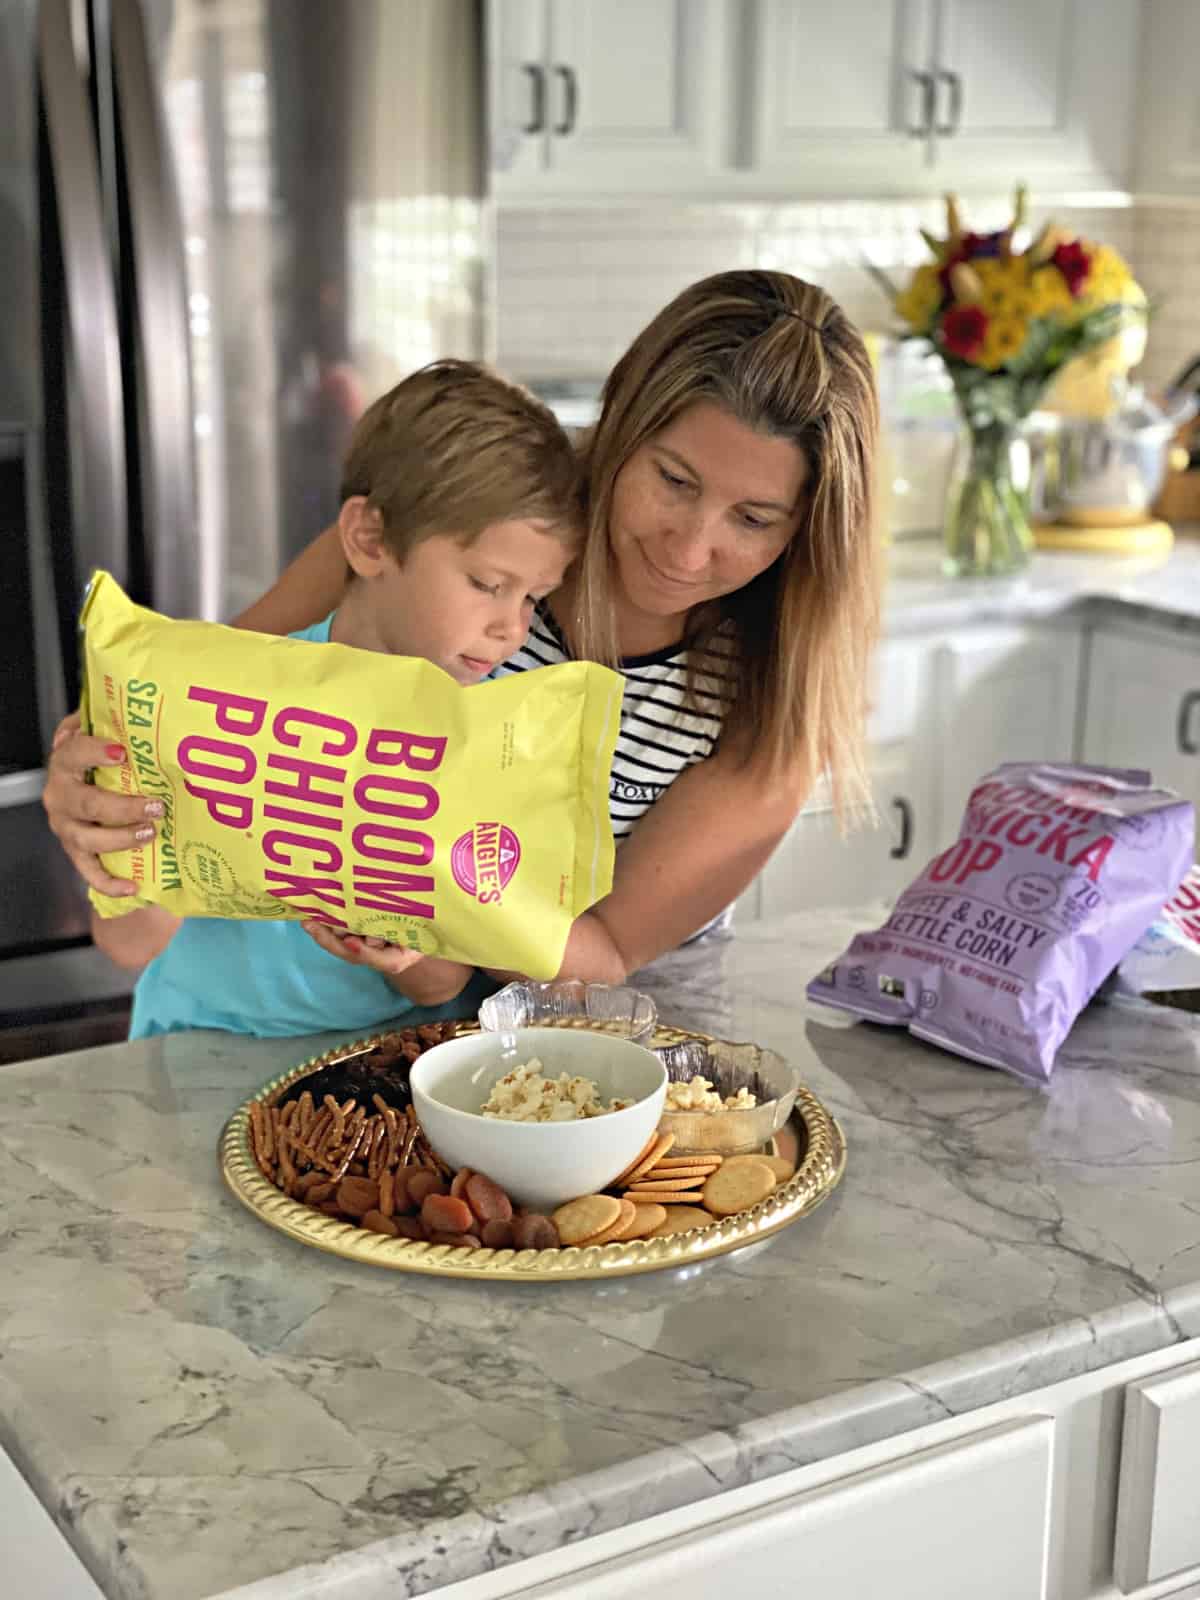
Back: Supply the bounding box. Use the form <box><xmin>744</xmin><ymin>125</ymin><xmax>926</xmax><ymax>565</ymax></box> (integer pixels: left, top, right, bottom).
<box><xmin>128</xmin><ymin>616</ymin><xmax>498</xmax><ymax>1039</ymax></box>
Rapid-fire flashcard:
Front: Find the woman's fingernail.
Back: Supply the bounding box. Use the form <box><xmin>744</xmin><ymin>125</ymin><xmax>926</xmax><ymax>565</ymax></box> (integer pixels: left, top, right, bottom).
<box><xmin>106</xmin><ymin>744</ymin><xmax>127</xmax><ymax>762</ymax></box>
<box><xmin>344</xmin><ymin>937</ymin><xmax>362</xmax><ymax>952</ymax></box>
<box><xmin>143</xmin><ymin>800</ymin><xmax>165</xmax><ymax>818</ymax></box>
<box><xmin>135</xmin><ymin>825</ymin><xmax>156</xmax><ymax>842</ymax></box>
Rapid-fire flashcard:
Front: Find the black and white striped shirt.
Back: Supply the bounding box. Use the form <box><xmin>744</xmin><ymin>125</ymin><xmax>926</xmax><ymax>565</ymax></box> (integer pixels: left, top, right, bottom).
<box><xmin>493</xmin><ymin>603</ymin><xmax>739</xmax><ymax>841</ymax></box>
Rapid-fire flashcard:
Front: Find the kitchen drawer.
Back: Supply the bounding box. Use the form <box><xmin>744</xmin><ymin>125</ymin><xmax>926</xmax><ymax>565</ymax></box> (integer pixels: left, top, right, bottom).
<box><xmin>468</xmin><ymin>1415</ymin><xmax>1054</xmax><ymax>1599</ymax></box>
<box><xmin>1114</xmin><ymin>1358</ymin><xmax>1200</xmax><ymax>1592</ymax></box>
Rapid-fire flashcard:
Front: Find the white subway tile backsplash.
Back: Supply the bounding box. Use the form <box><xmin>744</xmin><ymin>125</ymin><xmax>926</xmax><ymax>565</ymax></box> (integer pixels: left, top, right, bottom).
<box><xmin>495</xmin><ymin>195</ymin><xmax>1199</xmax><ymax>392</ymax></box>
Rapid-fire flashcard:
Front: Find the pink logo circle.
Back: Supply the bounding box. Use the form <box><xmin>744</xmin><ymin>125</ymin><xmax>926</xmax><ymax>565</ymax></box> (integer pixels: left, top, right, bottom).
<box><xmin>451</xmin><ymin>824</ymin><xmax>521</xmax><ymax>900</ymax></box>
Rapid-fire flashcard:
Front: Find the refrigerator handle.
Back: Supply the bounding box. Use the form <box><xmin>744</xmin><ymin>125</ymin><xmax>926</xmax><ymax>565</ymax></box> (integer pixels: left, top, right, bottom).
<box><xmin>111</xmin><ymin>0</ymin><xmax>201</xmax><ymax>620</ymax></box>
<box><xmin>37</xmin><ymin>0</ymin><xmax>128</xmax><ymax>588</ymax></box>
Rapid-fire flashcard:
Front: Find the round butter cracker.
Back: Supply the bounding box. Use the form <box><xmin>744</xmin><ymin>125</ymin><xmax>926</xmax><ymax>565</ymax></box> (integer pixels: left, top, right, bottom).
<box><xmin>553</xmin><ymin>1193</ymin><xmax>621</xmax><ymax>1245</ymax></box>
<box><xmin>701</xmin><ymin>1159</ymin><xmax>776</xmax><ymax>1217</ymax></box>
<box><xmin>585</xmin><ymin>1197</ymin><xmax>639</xmax><ymax>1246</ymax></box>
<box><xmin>723</xmin><ymin>1153</ymin><xmax>795</xmax><ymax>1185</ymax></box>
<box><xmin>612</xmin><ymin>1132</ymin><xmax>660</xmax><ymax>1189</ymax></box>
<box><xmin>621</xmin><ymin>1202</ymin><xmax>667</xmax><ymax>1239</ymax></box>
<box><xmin>648</xmin><ymin>1204</ymin><xmax>716</xmax><ymax>1237</ymax></box>
<box><xmin>620</xmin><ymin>1132</ymin><xmax>675</xmax><ymax>1186</ymax></box>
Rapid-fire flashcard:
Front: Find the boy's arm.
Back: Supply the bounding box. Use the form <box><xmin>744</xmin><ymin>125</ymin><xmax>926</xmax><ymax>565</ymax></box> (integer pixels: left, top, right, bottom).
<box><xmin>232</xmin><ymin>525</ymin><xmax>348</xmax><ymax>633</ymax></box>
<box><xmin>299</xmin><ymin>922</ymin><xmax>474</xmax><ymax>1006</ymax></box>
<box><xmin>382</xmin><ymin>955</ymin><xmax>475</xmax><ymax>1007</ymax></box>
<box><xmin>90</xmin><ymin>904</ymin><xmax>182</xmax><ymax>971</ymax></box>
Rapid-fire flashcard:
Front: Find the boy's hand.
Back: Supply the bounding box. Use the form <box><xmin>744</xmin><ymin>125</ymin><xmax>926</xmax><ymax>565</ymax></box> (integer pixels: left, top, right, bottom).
<box><xmin>300</xmin><ymin>923</ymin><xmax>474</xmax><ymax>1005</ymax></box>
<box><xmin>301</xmin><ymin>920</ymin><xmax>425</xmax><ymax>978</ymax></box>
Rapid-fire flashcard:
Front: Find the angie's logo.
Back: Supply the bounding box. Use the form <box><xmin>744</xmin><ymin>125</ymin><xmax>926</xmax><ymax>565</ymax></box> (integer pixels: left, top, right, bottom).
<box><xmin>451</xmin><ymin>823</ymin><xmax>521</xmax><ymax>905</ymax></box>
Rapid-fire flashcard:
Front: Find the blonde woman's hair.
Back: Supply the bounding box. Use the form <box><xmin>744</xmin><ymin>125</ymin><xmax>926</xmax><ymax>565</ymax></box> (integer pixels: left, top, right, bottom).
<box><xmin>576</xmin><ymin>270</ymin><xmax>880</xmax><ymax>821</ymax></box>
<box><xmin>341</xmin><ymin>359</ymin><xmax>582</xmax><ymax>556</ymax></box>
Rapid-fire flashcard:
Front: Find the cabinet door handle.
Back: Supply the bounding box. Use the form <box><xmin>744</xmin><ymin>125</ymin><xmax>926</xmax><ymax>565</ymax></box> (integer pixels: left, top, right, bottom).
<box><xmin>890</xmin><ymin>796</ymin><xmax>914</xmax><ymax>860</ymax></box>
<box><xmin>1177</xmin><ymin>690</ymin><xmax>1200</xmax><ymax>755</ymax></box>
<box><xmin>521</xmin><ymin>63</ymin><xmax>545</xmax><ymax>134</ymax></box>
<box><xmin>905</xmin><ymin>69</ymin><xmax>935</xmax><ymax>137</ymax></box>
<box><xmin>934</xmin><ymin>68</ymin><xmax>963</xmax><ymax>136</ymax></box>
<box><xmin>553</xmin><ymin>64</ymin><xmax>578</xmax><ymax>136</ymax></box>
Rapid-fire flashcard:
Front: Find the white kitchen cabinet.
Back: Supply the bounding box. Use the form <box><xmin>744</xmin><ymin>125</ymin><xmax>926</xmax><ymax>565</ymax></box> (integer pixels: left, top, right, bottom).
<box><xmin>926</xmin><ymin>0</ymin><xmax>1138</xmax><ymax>193</ymax></box>
<box><xmin>435</xmin><ymin>1339</ymin><xmax>1200</xmax><ymax>1600</ymax></box>
<box><xmin>487</xmin><ymin>0</ymin><xmax>725</xmax><ymax>196</ymax></box>
<box><xmin>737</xmin><ymin>638</ymin><xmax>934</xmax><ymax>919</ymax></box>
<box><xmin>1136</xmin><ymin>0</ymin><xmax>1200</xmax><ymax>196</ymax></box>
<box><xmin>1080</xmin><ymin>626</ymin><xmax>1200</xmax><ymax>806</ymax></box>
<box><xmin>745</xmin><ymin>0</ymin><xmax>929</xmax><ymax>193</ymax></box>
<box><xmin>489</xmin><ymin>0</ymin><xmax>1138</xmax><ymax>201</ymax></box>
<box><xmin>487</xmin><ymin>0</ymin><xmax>549</xmax><ymax>183</ymax></box>
<box><xmin>935</xmin><ymin>623</ymin><xmax>1084</xmax><ymax>837</ymax></box>
<box><xmin>1115</xmin><ymin>1359</ymin><xmax>1200</xmax><ymax>1593</ymax></box>
<box><xmin>737</xmin><ymin>742</ymin><xmax>931</xmax><ymax>921</ymax></box>
<box><xmin>482</xmin><ymin>1417</ymin><xmax>1055</xmax><ymax>1599</ymax></box>
<box><xmin>743</xmin><ymin>0</ymin><xmax>1137</xmax><ymax>195</ymax></box>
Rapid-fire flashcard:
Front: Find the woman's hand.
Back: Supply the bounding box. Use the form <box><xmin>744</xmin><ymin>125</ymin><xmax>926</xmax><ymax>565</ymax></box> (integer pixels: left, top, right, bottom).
<box><xmin>42</xmin><ymin>713</ymin><xmax>162</xmax><ymax>897</ymax></box>
<box><xmin>300</xmin><ymin>922</ymin><xmax>474</xmax><ymax>1005</ymax></box>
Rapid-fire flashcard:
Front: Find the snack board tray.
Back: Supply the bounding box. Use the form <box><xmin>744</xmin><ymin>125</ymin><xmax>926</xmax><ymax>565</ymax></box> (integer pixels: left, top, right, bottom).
<box><xmin>219</xmin><ymin>1023</ymin><xmax>846</xmax><ymax>1281</ymax></box>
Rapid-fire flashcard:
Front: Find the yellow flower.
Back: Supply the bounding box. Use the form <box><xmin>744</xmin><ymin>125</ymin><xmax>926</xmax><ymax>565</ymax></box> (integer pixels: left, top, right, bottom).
<box><xmin>979</xmin><ymin>312</ymin><xmax>1028</xmax><ymax>371</ymax></box>
<box><xmin>895</xmin><ymin>263</ymin><xmax>942</xmax><ymax>332</ymax></box>
<box><xmin>1027</xmin><ymin>265</ymin><xmax>1075</xmax><ymax>319</ymax></box>
<box><xmin>973</xmin><ymin>258</ymin><xmax>1033</xmax><ymax>321</ymax></box>
<box><xmin>1082</xmin><ymin>243</ymin><xmax>1135</xmax><ymax>292</ymax></box>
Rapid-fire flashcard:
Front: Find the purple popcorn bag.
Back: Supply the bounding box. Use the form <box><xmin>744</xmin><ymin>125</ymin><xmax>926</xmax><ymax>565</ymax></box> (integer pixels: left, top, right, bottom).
<box><xmin>807</xmin><ymin>763</ymin><xmax>1195</xmax><ymax>1081</ymax></box>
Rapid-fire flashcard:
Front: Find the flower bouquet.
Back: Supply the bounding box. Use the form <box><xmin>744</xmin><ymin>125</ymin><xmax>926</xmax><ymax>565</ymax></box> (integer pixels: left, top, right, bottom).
<box><xmin>877</xmin><ymin>188</ymin><xmax>1147</xmax><ymax>576</ymax></box>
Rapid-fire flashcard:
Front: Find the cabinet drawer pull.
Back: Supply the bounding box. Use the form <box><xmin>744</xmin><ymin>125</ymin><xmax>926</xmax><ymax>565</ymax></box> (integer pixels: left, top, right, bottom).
<box><xmin>521</xmin><ymin>63</ymin><xmax>545</xmax><ymax>135</ymax></box>
<box><xmin>890</xmin><ymin>796</ymin><xmax>914</xmax><ymax>860</ymax></box>
<box><xmin>554</xmin><ymin>64</ymin><xmax>578</xmax><ymax>136</ymax></box>
<box><xmin>1176</xmin><ymin>689</ymin><xmax>1200</xmax><ymax>755</ymax></box>
<box><xmin>905</xmin><ymin>69</ymin><xmax>935</xmax><ymax>137</ymax></box>
<box><xmin>934</xmin><ymin>68</ymin><xmax>964</xmax><ymax>136</ymax></box>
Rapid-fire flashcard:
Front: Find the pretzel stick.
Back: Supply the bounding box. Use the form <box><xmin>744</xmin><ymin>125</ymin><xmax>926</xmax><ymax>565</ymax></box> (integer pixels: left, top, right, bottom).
<box><xmin>366</xmin><ymin>1118</ymin><xmax>387</xmax><ymax>1179</ymax></box>
<box><xmin>331</xmin><ymin>1115</ymin><xmax>374</xmax><ymax>1183</ymax></box>
<box><xmin>277</xmin><ymin>1127</ymin><xmax>297</xmax><ymax>1190</ymax></box>
<box><xmin>325</xmin><ymin>1094</ymin><xmax>346</xmax><ymax>1147</ymax></box>
<box><xmin>288</xmin><ymin>1132</ymin><xmax>337</xmax><ymax>1175</ymax></box>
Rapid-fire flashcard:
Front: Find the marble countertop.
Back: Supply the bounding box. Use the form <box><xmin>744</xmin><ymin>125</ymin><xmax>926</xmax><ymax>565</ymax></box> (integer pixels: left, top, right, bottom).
<box><xmin>882</xmin><ymin>531</ymin><xmax>1200</xmax><ymax>636</ymax></box>
<box><xmin>4</xmin><ymin>909</ymin><xmax>1200</xmax><ymax>1600</ymax></box>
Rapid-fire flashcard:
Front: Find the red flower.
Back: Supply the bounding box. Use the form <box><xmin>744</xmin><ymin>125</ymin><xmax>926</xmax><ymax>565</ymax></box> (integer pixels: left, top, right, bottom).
<box><xmin>942</xmin><ymin>303</ymin><xmax>989</xmax><ymax>361</ymax></box>
<box><xmin>1052</xmin><ymin>240</ymin><xmax>1092</xmax><ymax>297</ymax></box>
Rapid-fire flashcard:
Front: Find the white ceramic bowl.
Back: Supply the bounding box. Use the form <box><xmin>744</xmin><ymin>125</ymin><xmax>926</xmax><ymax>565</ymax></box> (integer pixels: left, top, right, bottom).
<box><xmin>410</xmin><ymin>1027</ymin><xmax>667</xmax><ymax>1213</ymax></box>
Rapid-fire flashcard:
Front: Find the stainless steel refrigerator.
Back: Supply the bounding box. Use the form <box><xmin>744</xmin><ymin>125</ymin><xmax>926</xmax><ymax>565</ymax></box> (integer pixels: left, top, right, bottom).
<box><xmin>0</xmin><ymin>0</ymin><xmax>485</xmax><ymax>1055</ymax></box>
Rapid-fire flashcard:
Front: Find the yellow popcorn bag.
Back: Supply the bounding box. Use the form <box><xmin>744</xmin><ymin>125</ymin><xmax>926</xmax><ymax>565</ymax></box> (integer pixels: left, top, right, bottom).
<box><xmin>79</xmin><ymin>572</ymin><xmax>623</xmax><ymax>979</ymax></box>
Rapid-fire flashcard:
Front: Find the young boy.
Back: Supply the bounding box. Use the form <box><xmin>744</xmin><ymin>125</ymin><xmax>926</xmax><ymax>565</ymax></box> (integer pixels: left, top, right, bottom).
<box><xmin>93</xmin><ymin>360</ymin><xmax>582</xmax><ymax>1038</ymax></box>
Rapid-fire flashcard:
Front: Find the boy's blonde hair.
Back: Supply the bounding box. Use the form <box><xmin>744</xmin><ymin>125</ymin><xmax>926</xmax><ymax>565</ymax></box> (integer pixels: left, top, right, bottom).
<box><xmin>340</xmin><ymin>359</ymin><xmax>581</xmax><ymax>556</ymax></box>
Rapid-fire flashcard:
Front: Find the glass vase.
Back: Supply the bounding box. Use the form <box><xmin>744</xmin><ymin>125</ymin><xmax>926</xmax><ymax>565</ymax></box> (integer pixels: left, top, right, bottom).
<box><xmin>942</xmin><ymin>419</ymin><xmax>1034</xmax><ymax>579</ymax></box>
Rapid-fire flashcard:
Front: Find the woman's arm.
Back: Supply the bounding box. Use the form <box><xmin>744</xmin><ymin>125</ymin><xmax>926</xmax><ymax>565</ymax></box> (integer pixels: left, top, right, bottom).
<box><xmin>479</xmin><ymin>749</ymin><xmax>808</xmax><ymax>988</ymax></box>
<box><xmin>232</xmin><ymin>524</ymin><xmax>348</xmax><ymax>633</ymax></box>
<box><xmin>553</xmin><ymin>749</ymin><xmax>808</xmax><ymax>983</ymax></box>
<box><xmin>91</xmin><ymin>904</ymin><xmax>181</xmax><ymax>971</ymax></box>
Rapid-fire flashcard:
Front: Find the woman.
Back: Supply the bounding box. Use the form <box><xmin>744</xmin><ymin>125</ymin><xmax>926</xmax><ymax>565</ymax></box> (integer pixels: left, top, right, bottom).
<box><xmin>43</xmin><ymin>270</ymin><xmax>880</xmax><ymax>996</ymax></box>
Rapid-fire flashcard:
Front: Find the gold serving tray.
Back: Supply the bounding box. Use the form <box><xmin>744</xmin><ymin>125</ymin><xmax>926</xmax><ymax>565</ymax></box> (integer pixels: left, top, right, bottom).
<box><xmin>219</xmin><ymin>1023</ymin><xmax>846</xmax><ymax>1281</ymax></box>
